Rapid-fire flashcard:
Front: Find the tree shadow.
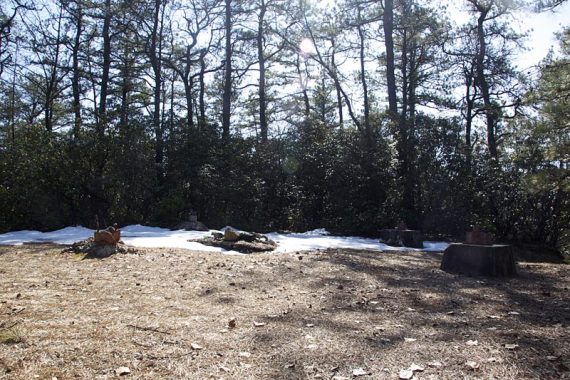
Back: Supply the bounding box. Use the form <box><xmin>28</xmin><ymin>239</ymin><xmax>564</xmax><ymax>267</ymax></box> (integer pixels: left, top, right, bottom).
<box><xmin>244</xmin><ymin>249</ymin><xmax>569</xmax><ymax>379</ymax></box>
<box><xmin>0</xmin><ymin>243</ymin><xmax>62</xmax><ymax>256</ymax></box>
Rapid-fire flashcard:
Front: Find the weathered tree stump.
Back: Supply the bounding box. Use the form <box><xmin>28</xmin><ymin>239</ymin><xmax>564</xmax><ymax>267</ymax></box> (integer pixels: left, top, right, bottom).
<box><xmin>465</xmin><ymin>228</ymin><xmax>494</xmax><ymax>245</ymax></box>
<box><xmin>93</xmin><ymin>229</ymin><xmax>121</xmax><ymax>245</ymax></box>
<box><xmin>379</xmin><ymin>229</ymin><xmax>424</xmax><ymax>248</ymax></box>
<box><xmin>441</xmin><ymin>243</ymin><xmax>517</xmax><ymax>277</ymax></box>
<box><xmin>89</xmin><ymin>224</ymin><xmax>122</xmax><ymax>257</ymax></box>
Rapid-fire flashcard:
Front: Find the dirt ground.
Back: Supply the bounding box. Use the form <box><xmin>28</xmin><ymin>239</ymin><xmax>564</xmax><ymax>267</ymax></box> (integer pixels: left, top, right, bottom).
<box><xmin>0</xmin><ymin>244</ymin><xmax>569</xmax><ymax>379</ymax></box>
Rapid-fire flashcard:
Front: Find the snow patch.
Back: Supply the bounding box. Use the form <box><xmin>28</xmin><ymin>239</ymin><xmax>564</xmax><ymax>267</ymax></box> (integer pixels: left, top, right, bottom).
<box><xmin>298</xmin><ymin>228</ymin><xmax>330</xmax><ymax>236</ymax></box>
<box><xmin>0</xmin><ymin>226</ymin><xmax>93</xmax><ymax>246</ymax></box>
<box><xmin>0</xmin><ymin>225</ymin><xmax>449</xmax><ymax>254</ymax></box>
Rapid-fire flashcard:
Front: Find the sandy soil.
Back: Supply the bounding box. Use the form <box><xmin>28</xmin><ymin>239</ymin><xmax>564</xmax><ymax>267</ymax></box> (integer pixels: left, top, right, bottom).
<box><xmin>0</xmin><ymin>244</ymin><xmax>569</xmax><ymax>379</ymax></box>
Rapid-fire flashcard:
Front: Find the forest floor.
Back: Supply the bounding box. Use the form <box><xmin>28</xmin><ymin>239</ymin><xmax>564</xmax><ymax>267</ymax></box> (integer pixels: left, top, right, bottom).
<box><xmin>0</xmin><ymin>244</ymin><xmax>568</xmax><ymax>380</ymax></box>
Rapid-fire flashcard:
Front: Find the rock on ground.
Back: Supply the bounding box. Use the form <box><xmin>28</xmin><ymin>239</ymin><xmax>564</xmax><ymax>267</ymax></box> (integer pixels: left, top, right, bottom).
<box><xmin>62</xmin><ymin>238</ymin><xmax>135</xmax><ymax>258</ymax></box>
<box><xmin>192</xmin><ymin>230</ymin><xmax>277</xmax><ymax>253</ymax></box>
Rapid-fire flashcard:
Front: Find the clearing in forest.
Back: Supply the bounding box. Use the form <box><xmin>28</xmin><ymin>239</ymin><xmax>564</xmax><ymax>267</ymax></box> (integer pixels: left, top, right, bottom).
<box><xmin>0</xmin><ymin>245</ymin><xmax>568</xmax><ymax>379</ymax></box>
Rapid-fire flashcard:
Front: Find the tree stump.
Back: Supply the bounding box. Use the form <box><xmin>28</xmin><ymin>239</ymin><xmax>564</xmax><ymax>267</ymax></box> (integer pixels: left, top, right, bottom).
<box><xmin>94</xmin><ymin>230</ymin><xmax>121</xmax><ymax>245</ymax></box>
<box><xmin>441</xmin><ymin>243</ymin><xmax>517</xmax><ymax>277</ymax></box>
<box><xmin>379</xmin><ymin>229</ymin><xmax>424</xmax><ymax>248</ymax></box>
<box><xmin>89</xmin><ymin>225</ymin><xmax>122</xmax><ymax>257</ymax></box>
<box><xmin>465</xmin><ymin>228</ymin><xmax>494</xmax><ymax>245</ymax></box>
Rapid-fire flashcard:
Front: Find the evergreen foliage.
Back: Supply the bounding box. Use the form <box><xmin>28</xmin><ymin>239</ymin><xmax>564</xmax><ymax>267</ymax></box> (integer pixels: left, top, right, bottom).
<box><xmin>0</xmin><ymin>0</ymin><xmax>567</xmax><ymax>254</ymax></box>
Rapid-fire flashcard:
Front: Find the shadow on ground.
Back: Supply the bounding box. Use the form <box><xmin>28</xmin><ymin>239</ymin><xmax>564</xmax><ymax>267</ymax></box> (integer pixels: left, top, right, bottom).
<box><xmin>243</xmin><ymin>249</ymin><xmax>569</xmax><ymax>379</ymax></box>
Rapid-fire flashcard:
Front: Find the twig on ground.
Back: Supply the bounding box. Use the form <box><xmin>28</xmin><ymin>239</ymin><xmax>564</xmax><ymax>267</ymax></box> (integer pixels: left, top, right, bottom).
<box><xmin>127</xmin><ymin>324</ymin><xmax>172</xmax><ymax>335</ymax></box>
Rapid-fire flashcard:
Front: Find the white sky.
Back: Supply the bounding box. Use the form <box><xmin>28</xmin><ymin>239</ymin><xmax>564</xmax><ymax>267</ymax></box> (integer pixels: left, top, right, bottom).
<box><xmin>444</xmin><ymin>0</ymin><xmax>570</xmax><ymax>69</ymax></box>
<box><xmin>311</xmin><ymin>0</ymin><xmax>570</xmax><ymax>69</ymax></box>
<box><xmin>515</xmin><ymin>2</ymin><xmax>570</xmax><ymax>68</ymax></box>
<box><xmin>296</xmin><ymin>0</ymin><xmax>570</xmax><ymax>116</ymax></box>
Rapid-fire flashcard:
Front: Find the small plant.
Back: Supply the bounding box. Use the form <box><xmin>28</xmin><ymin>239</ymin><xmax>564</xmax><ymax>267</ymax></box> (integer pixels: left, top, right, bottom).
<box><xmin>0</xmin><ymin>326</ymin><xmax>25</xmax><ymax>345</ymax></box>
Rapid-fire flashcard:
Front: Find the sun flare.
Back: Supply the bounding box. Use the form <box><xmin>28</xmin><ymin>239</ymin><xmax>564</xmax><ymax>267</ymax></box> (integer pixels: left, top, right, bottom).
<box><xmin>299</xmin><ymin>38</ymin><xmax>316</xmax><ymax>55</ymax></box>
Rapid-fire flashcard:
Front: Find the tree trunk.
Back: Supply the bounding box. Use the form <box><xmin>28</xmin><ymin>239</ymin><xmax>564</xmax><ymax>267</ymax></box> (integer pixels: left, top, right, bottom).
<box><xmin>330</xmin><ymin>39</ymin><xmax>343</xmax><ymax>126</ymax></box>
<box><xmin>464</xmin><ymin>64</ymin><xmax>475</xmax><ymax>169</ymax></box>
<box><xmin>331</xmin><ymin>74</ymin><xmax>360</xmax><ymax>130</ymax></box>
<box><xmin>318</xmin><ymin>76</ymin><xmax>327</xmax><ymax>122</ymax></box>
<box><xmin>149</xmin><ymin>0</ymin><xmax>165</xmax><ymax>180</ymax></box>
<box><xmin>441</xmin><ymin>244</ymin><xmax>517</xmax><ymax>277</ymax></box>
<box><xmin>398</xmin><ymin>27</ymin><xmax>416</xmax><ymax>229</ymax></box>
<box><xmin>199</xmin><ymin>50</ymin><xmax>207</xmax><ymax>129</ymax></box>
<box><xmin>71</xmin><ymin>1</ymin><xmax>83</xmax><ymax>139</ymax></box>
<box><xmin>296</xmin><ymin>55</ymin><xmax>310</xmax><ymax>117</ymax></box>
<box><xmin>9</xmin><ymin>40</ymin><xmax>19</xmax><ymax>142</ymax></box>
<box><xmin>44</xmin><ymin>4</ymin><xmax>64</xmax><ymax>133</ymax></box>
<box><xmin>222</xmin><ymin>0</ymin><xmax>232</xmax><ymax>140</ymax></box>
<box><xmin>475</xmin><ymin>10</ymin><xmax>497</xmax><ymax>158</ymax></box>
<box><xmin>98</xmin><ymin>0</ymin><xmax>112</xmax><ymax>138</ymax></box>
<box><xmin>258</xmin><ymin>0</ymin><xmax>268</xmax><ymax>142</ymax></box>
<box><xmin>400</xmin><ymin>28</ymin><xmax>408</xmax><ymax>126</ymax></box>
<box><xmin>357</xmin><ymin>10</ymin><xmax>370</xmax><ymax>136</ymax></box>
<box><xmin>182</xmin><ymin>45</ymin><xmax>195</xmax><ymax>131</ymax></box>
<box><xmin>408</xmin><ymin>38</ymin><xmax>418</xmax><ymax>134</ymax></box>
<box><xmin>183</xmin><ymin>77</ymin><xmax>194</xmax><ymax>130</ymax></box>
<box><xmin>383</xmin><ymin>0</ymin><xmax>397</xmax><ymax>118</ymax></box>
<box><xmin>119</xmin><ymin>48</ymin><xmax>132</xmax><ymax>134</ymax></box>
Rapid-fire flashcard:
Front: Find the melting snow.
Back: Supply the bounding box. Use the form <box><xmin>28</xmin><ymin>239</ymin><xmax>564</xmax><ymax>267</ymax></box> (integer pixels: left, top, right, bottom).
<box><xmin>0</xmin><ymin>225</ymin><xmax>449</xmax><ymax>254</ymax></box>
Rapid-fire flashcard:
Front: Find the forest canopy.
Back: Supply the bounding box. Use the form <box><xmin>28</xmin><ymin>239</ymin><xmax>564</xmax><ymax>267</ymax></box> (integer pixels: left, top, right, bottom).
<box><xmin>0</xmin><ymin>0</ymin><xmax>568</xmax><ymax>252</ymax></box>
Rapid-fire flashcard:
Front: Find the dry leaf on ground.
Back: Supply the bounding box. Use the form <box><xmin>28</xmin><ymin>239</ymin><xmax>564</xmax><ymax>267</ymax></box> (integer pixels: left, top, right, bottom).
<box><xmin>399</xmin><ymin>369</ymin><xmax>414</xmax><ymax>379</ymax></box>
<box><xmin>115</xmin><ymin>366</ymin><xmax>131</xmax><ymax>376</ymax></box>
<box><xmin>409</xmin><ymin>363</ymin><xmax>424</xmax><ymax>372</ymax></box>
<box><xmin>466</xmin><ymin>361</ymin><xmax>480</xmax><ymax>370</ymax></box>
<box><xmin>352</xmin><ymin>367</ymin><xmax>370</xmax><ymax>376</ymax></box>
